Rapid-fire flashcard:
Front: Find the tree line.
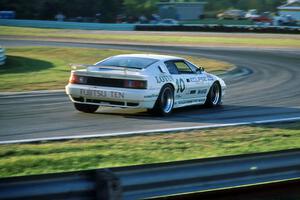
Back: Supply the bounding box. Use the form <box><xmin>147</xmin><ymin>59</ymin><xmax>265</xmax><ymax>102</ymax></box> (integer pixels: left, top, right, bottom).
<box><xmin>0</xmin><ymin>0</ymin><xmax>286</xmax><ymax>22</ymax></box>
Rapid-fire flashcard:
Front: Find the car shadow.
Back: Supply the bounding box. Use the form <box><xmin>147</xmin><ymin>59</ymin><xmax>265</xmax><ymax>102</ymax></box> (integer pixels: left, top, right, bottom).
<box><xmin>0</xmin><ymin>55</ymin><xmax>54</xmax><ymax>74</ymax></box>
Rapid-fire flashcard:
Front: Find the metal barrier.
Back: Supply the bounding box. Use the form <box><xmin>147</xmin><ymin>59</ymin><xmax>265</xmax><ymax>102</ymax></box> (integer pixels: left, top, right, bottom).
<box><xmin>0</xmin><ymin>149</ymin><xmax>299</xmax><ymax>200</ymax></box>
<box><xmin>135</xmin><ymin>24</ymin><xmax>300</xmax><ymax>34</ymax></box>
<box><xmin>0</xmin><ymin>47</ymin><xmax>6</xmax><ymax>65</ymax></box>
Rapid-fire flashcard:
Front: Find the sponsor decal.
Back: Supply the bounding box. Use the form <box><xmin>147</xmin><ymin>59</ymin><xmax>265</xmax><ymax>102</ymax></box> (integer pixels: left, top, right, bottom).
<box><xmin>80</xmin><ymin>89</ymin><xmax>124</xmax><ymax>99</ymax></box>
<box><xmin>189</xmin><ymin>76</ymin><xmax>207</xmax><ymax>82</ymax></box>
<box><xmin>176</xmin><ymin>99</ymin><xmax>204</xmax><ymax>105</ymax></box>
<box><xmin>155</xmin><ymin>76</ymin><xmax>174</xmax><ymax>84</ymax></box>
<box><xmin>110</xmin><ymin>91</ymin><xmax>125</xmax><ymax>99</ymax></box>
<box><xmin>190</xmin><ymin>90</ymin><xmax>196</xmax><ymax>94</ymax></box>
<box><xmin>207</xmin><ymin>75</ymin><xmax>214</xmax><ymax>81</ymax></box>
<box><xmin>198</xmin><ymin>89</ymin><xmax>207</xmax><ymax>95</ymax></box>
<box><xmin>144</xmin><ymin>94</ymin><xmax>158</xmax><ymax>98</ymax></box>
<box><xmin>176</xmin><ymin>78</ymin><xmax>186</xmax><ymax>93</ymax></box>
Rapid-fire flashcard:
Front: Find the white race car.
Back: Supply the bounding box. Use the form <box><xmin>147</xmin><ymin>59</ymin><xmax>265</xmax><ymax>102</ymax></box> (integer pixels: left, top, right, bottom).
<box><xmin>66</xmin><ymin>54</ymin><xmax>226</xmax><ymax>116</ymax></box>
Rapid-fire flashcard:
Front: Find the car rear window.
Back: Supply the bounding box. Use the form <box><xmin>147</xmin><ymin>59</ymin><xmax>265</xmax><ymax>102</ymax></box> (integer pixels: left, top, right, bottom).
<box><xmin>96</xmin><ymin>56</ymin><xmax>158</xmax><ymax>69</ymax></box>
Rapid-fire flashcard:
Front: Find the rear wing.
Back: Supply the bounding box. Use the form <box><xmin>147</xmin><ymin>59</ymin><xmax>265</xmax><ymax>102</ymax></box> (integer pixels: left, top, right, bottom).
<box><xmin>69</xmin><ymin>64</ymin><xmax>142</xmax><ymax>72</ymax></box>
<box><xmin>69</xmin><ymin>64</ymin><xmax>90</xmax><ymax>70</ymax></box>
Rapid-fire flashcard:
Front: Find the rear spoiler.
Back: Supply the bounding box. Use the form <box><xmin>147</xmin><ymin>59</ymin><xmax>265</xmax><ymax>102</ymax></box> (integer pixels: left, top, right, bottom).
<box><xmin>69</xmin><ymin>64</ymin><xmax>90</xmax><ymax>70</ymax></box>
<box><xmin>69</xmin><ymin>64</ymin><xmax>142</xmax><ymax>72</ymax></box>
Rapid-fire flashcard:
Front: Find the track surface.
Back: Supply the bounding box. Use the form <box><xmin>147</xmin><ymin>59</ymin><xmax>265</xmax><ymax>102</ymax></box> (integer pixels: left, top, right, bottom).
<box><xmin>0</xmin><ymin>40</ymin><xmax>300</xmax><ymax>142</ymax></box>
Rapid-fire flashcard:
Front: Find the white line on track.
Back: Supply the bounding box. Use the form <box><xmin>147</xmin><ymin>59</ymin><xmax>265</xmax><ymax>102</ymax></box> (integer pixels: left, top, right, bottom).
<box><xmin>1</xmin><ymin>116</ymin><xmax>300</xmax><ymax>145</ymax></box>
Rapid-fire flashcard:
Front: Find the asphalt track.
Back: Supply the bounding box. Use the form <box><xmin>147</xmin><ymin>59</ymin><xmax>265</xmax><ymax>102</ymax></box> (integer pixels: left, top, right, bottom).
<box><xmin>0</xmin><ymin>39</ymin><xmax>300</xmax><ymax>143</ymax></box>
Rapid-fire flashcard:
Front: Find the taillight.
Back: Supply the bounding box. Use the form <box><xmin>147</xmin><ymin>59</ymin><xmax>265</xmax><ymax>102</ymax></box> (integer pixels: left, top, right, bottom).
<box><xmin>69</xmin><ymin>73</ymin><xmax>77</xmax><ymax>83</ymax></box>
<box><xmin>124</xmin><ymin>80</ymin><xmax>147</xmax><ymax>89</ymax></box>
<box><xmin>69</xmin><ymin>73</ymin><xmax>87</xmax><ymax>84</ymax></box>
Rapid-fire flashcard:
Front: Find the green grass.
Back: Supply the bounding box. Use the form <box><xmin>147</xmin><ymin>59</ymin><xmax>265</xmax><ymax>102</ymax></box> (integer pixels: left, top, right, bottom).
<box><xmin>0</xmin><ymin>121</ymin><xmax>299</xmax><ymax>178</ymax></box>
<box><xmin>0</xmin><ymin>46</ymin><xmax>232</xmax><ymax>92</ymax></box>
<box><xmin>1</xmin><ymin>26</ymin><xmax>300</xmax><ymax>48</ymax></box>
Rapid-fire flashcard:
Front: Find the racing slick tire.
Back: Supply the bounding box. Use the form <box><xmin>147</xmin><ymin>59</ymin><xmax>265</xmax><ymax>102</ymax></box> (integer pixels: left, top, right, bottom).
<box><xmin>205</xmin><ymin>82</ymin><xmax>222</xmax><ymax>107</ymax></box>
<box><xmin>149</xmin><ymin>84</ymin><xmax>174</xmax><ymax>116</ymax></box>
<box><xmin>74</xmin><ymin>103</ymin><xmax>99</xmax><ymax>113</ymax></box>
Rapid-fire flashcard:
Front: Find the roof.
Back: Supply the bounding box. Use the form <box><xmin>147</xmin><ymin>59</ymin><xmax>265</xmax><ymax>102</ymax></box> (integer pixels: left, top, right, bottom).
<box><xmin>113</xmin><ymin>54</ymin><xmax>183</xmax><ymax>61</ymax></box>
<box><xmin>278</xmin><ymin>0</ymin><xmax>300</xmax><ymax>10</ymax></box>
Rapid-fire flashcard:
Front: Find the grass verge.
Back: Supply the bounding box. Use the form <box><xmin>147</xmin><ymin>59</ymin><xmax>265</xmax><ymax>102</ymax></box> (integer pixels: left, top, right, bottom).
<box><xmin>1</xmin><ymin>26</ymin><xmax>300</xmax><ymax>48</ymax></box>
<box><xmin>0</xmin><ymin>121</ymin><xmax>299</xmax><ymax>178</ymax></box>
<box><xmin>0</xmin><ymin>46</ymin><xmax>232</xmax><ymax>92</ymax></box>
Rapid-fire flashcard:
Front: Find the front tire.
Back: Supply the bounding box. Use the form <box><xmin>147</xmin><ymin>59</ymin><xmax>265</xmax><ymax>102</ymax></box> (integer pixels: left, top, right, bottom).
<box><xmin>149</xmin><ymin>85</ymin><xmax>174</xmax><ymax>116</ymax></box>
<box><xmin>205</xmin><ymin>82</ymin><xmax>222</xmax><ymax>107</ymax></box>
<box><xmin>74</xmin><ymin>103</ymin><xmax>99</xmax><ymax>113</ymax></box>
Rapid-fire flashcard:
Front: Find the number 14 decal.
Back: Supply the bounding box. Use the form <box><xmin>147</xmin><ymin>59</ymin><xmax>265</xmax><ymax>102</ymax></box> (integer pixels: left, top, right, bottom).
<box><xmin>176</xmin><ymin>78</ymin><xmax>185</xmax><ymax>93</ymax></box>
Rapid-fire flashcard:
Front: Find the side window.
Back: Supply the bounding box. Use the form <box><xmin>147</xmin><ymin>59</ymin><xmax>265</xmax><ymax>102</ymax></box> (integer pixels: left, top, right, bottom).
<box><xmin>185</xmin><ymin>61</ymin><xmax>199</xmax><ymax>72</ymax></box>
<box><xmin>165</xmin><ymin>61</ymin><xmax>179</xmax><ymax>74</ymax></box>
<box><xmin>174</xmin><ymin>61</ymin><xmax>194</xmax><ymax>74</ymax></box>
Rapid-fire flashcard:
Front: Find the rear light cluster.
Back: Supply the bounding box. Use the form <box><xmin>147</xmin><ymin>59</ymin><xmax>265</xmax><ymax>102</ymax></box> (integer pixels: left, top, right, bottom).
<box><xmin>69</xmin><ymin>74</ymin><xmax>87</xmax><ymax>84</ymax></box>
<box><xmin>69</xmin><ymin>74</ymin><xmax>147</xmax><ymax>89</ymax></box>
<box><xmin>124</xmin><ymin>80</ymin><xmax>147</xmax><ymax>89</ymax></box>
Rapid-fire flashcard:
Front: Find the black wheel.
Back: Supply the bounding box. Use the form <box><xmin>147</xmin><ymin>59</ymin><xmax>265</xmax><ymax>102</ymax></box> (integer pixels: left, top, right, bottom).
<box><xmin>205</xmin><ymin>82</ymin><xmax>222</xmax><ymax>107</ymax></box>
<box><xmin>149</xmin><ymin>85</ymin><xmax>174</xmax><ymax>116</ymax></box>
<box><xmin>74</xmin><ymin>103</ymin><xmax>99</xmax><ymax>113</ymax></box>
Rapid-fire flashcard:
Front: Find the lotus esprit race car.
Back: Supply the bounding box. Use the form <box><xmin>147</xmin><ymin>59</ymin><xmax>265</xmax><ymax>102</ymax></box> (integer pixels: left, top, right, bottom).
<box><xmin>66</xmin><ymin>54</ymin><xmax>226</xmax><ymax>116</ymax></box>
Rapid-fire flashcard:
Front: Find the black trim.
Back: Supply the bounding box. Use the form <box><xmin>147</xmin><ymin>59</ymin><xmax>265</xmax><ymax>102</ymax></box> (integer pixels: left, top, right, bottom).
<box><xmin>74</xmin><ymin>75</ymin><xmax>147</xmax><ymax>89</ymax></box>
<box><xmin>73</xmin><ymin>97</ymin><xmax>139</xmax><ymax>107</ymax></box>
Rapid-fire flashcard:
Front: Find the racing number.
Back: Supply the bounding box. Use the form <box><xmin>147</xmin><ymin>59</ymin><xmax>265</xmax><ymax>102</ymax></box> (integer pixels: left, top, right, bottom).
<box><xmin>176</xmin><ymin>78</ymin><xmax>185</xmax><ymax>93</ymax></box>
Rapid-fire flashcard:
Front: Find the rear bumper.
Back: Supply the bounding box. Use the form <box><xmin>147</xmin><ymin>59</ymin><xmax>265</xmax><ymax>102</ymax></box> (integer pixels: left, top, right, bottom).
<box><xmin>65</xmin><ymin>84</ymin><xmax>159</xmax><ymax>109</ymax></box>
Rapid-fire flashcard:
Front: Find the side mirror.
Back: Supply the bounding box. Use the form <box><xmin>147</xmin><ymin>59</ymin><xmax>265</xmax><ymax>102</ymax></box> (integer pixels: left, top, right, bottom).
<box><xmin>196</xmin><ymin>67</ymin><xmax>205</xmax><ymax>73</ymax></box>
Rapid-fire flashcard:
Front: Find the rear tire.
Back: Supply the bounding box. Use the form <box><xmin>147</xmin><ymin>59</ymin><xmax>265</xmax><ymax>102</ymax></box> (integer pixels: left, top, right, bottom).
<box><xmin>74</xmin><ymin>103</ymin><xmax>99</xmax><ymax>113</ymax></box>
<box><xmin>205</xmin><ymin>82</ymin><xmax>222</xmax><ymax>107</ymax></box>
<box><xmin>149</xmin><ymin>85</ymin><xmax>174</xmax><ymax>116</ymax></box>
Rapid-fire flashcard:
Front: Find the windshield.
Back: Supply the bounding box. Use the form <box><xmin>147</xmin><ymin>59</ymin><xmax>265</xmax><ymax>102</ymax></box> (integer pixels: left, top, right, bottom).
<box><xmin>96</xmin><ymin>56</ymin><xmax>159</xmax><ymax>69</ymax></box>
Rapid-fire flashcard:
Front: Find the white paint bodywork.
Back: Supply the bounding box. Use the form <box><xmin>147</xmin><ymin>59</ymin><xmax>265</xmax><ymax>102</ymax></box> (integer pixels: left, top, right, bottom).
<box><xmin>65</xmin><ymin>54</ymin><xmax>226</xmax><ymax>110</ymax></box>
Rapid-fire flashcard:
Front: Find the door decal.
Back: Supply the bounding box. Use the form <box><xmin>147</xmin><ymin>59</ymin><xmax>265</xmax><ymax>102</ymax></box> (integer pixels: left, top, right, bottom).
<box><xmin>176</xmin><ymin>78</ymin><xmax>185</xmax><ymax>93</ymax></box>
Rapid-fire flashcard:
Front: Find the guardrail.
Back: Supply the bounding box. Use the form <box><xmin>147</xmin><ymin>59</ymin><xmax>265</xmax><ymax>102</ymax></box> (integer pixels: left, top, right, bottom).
<box><xmin>0</xmin><ymin>149</ymin><xmax>299</xmax><ymax>200</ymax></box>
<box><xmin>135</xmin><ymin>24</ymin><xmax>300</xmax><ymax>34</ymax></box>
<box><xmin>0</xmin><ymin>47</ymin><xmax>6</xmax><ymax>65</ymax></box>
